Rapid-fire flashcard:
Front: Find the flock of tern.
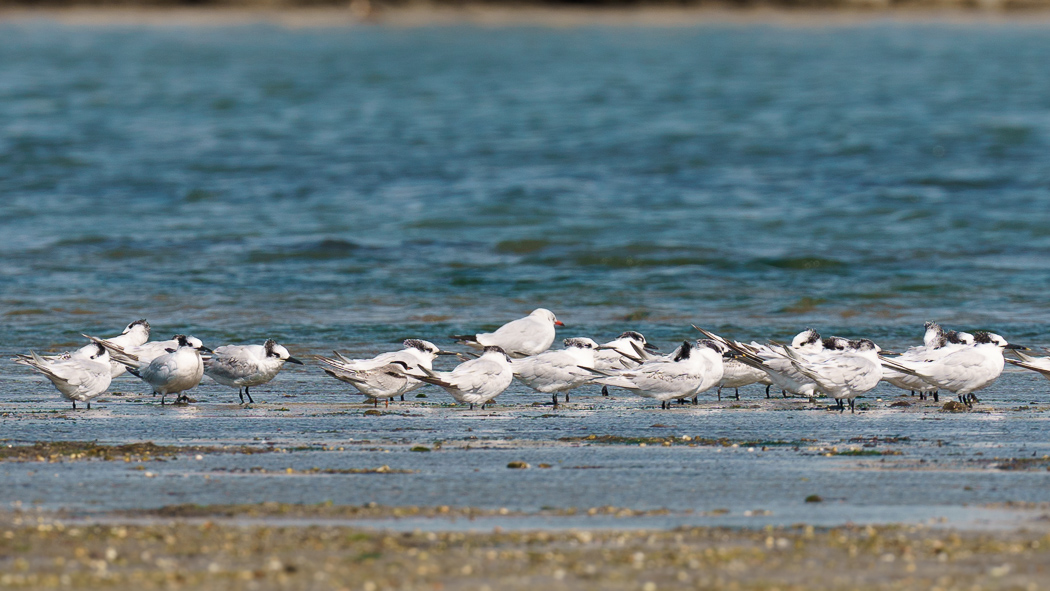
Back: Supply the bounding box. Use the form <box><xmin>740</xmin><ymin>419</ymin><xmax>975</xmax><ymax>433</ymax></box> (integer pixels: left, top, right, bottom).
<box><xmin>12</xmin><ymin>309</ymin><xmax>1047</xmax><ymax>413</ymax></box>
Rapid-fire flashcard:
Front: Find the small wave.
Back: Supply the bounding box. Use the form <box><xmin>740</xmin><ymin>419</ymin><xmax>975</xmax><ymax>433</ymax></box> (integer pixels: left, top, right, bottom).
<box><xmin>246</xmin><ymin>239</ymin><xmax>362</xmax><ymax>262</ymax></box>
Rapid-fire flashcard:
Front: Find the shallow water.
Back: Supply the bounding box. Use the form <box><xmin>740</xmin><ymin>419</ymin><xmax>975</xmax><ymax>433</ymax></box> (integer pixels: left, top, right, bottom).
<box><xmin>3</xmin><ymin>21</ymin><xmax>1050</xmax><ymax>528</ymax></box>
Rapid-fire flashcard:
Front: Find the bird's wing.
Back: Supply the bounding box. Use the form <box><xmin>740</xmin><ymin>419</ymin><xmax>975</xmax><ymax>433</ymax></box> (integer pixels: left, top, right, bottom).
<box><xmin>924</xmin><ymin>349</ymin><xmax>994</xmax><ymax>392</ymax></box>
<box><xmin>480</xmin><ymin>317</ymin><xmax>549</xmax><ymax>354</ymax></box>
<box><xmin>205</xmin><ymin>353</ymin><xmax>259</xmax><ymax>382</ymax></box>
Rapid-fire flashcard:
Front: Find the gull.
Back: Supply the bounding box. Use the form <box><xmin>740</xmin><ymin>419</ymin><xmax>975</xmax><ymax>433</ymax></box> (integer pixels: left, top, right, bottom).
<box><xmin>204</xmin><ymin>339</ymin><xmax>304</xmax><ymax>404</ymax></box>
<box><xmin>513</xmin><ymin>337</ymin><xmax>599</xmax><ymax>406</ymax></box>
<box><xmin>881</xmin><ymin>331</ymin><xmax>1025</xmax><ymax>407</ymax></box>
<box><xmin>881</xmin><ymin>324</ymin><xmax>974</xmax><ymax>401</ymax></box>
<box><xmin>584</xmin><ymin>339</ymin><xmax>727</xmax><ymax>409</ymax></box>
<box><xmin>783</xmin><ymin>338</ymin><xmax>884</xmax><ymax>413</ymax></box>
<box><xmin>14</xmin><ymin>343</ymin><xmax>112</xmax><ymax>409</ymax></box>
<box><xmin>415</xmin><ymin>346</ymin><xmax>515</xmax><ymax>409</ymax></box>
<box><xmin>19</xmin><ymin>319</ymin><xmax>151</xmax><ymax>379</ymax></box>
<box><xmin>593</xmin><ymin>331</ymin><xmax>658</xmax><ymax>396</ymax></box>
<box><xmin>314</xmin><ymin>339</ymin><xmax>456</xmax><ymax>407</ymax></box>
<box><xmin>92</xmin><ymin>334</ymin><xmax>212</xmax><ymax>404</ymax></box>
<box><xmin>451</xmin><ymin>308</ymin><xmax>563</xmax><ymax>358</ymax></box>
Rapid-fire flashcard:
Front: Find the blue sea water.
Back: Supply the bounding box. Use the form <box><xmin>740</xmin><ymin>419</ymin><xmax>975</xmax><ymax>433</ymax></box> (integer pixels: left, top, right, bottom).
<box><xmin>2</xmin><ymin>22</ymin><xmax>1050</xmax><ymax>350</ymax></box>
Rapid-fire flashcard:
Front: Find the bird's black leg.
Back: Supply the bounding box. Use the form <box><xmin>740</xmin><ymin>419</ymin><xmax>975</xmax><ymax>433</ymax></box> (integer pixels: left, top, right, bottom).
<box><xmin>933</xmin><ymin>391</ymin><xmax>939</xmax><ymax>402</ymax></box>
<box><xmin>72</xmin><ymin>401</ymin><xmax>76</xmax><ymax>410</ymax></box>
<box><xmin>552</xmin><ymin>393</ymin><xmax>558</xmax><ymax>407</ymax></box>
<box><xmin>401</xmin><ymin>394</ymin><xmax>405</xmax><ymax>401</ymax></box>
<box><xmin>601</xmin><ymin>386</ymin><xmax>609</xmax><ymax>397</ymax></box>
<box><xmin>564</xmin><ymin>393</ymin><xmax>570</xmax><ymax>403</ymax></box>
<box><xmin>765</xmin><ymin>385</ymin><xmax>771</xmax><ymax>398</ymax></box>
<box><xmin>735</xmin><ymin>388</ymin><xmax>740</xmax><ymax>401</ymax></box>
<box><xmin>469</xmin><ymin>403</ymin><xmax>474</xmax><ymax>410</ymax></box>
<box><xmin>692</xmin><ymin>395</ymin><xmax>698</xmax><ymax>406</ymax></box>
<box><xmin>374</xmin><ymin>398</ymin><xmax>378</xmax><ymax>408</ymax></box>
<box><xmin>717</xmin><ymin>387</ymin><xmax>722</xmax><ymax>401</ymax></box>
<box><xmin>481</xmin><ymin>403</ymin><xmax>486</xmax><ymax>410</ymax></box>
<box><xmin>849</xmin><ymin>398</ymin><xmax>855</xmax><ymax>413</ymax></box>
<box><xmin>238</xmin><ymin>388</ymin><xmax>244</xmax><ymax>404</ymax></box>
<box><xmin>678</xmin><ymin>397</ymin><xmax>685</xmax><ymax>405</ymax></box>
<box><xmin>245</xmin><ymin>387</ymin><xmax>254</xmax><ymax>404</ymax></box>
<box><xmin>87</xmin><ymin>402</ymin><xmax>91</xmax><ymax>410</ymax></box>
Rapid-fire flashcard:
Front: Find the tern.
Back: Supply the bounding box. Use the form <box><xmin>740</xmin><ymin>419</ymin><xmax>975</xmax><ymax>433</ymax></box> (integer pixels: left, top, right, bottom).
<box><xmin>451</xmin><ymin>308</ymin><xmax>563</xmax><ymax>358</ymax></box>
<box><xmin>881</xmin><ymin>331</ymin><xmax>1025</xmax><ymax>407</ymax></box>
<box><xmin>738</xmin><ymin>329</ymin><xmax>828</xmax><ymax>398</ymax></box>
<box><xmin>716</xmin><ymin>359</ymin><xmax>773</xmax><ymax>401</ymax></box>
<box><xmin>881</xmin><ymin>323</ymin><xmax>974</xmax><ymax>401</ymax></box>
<box><xmin>593</xmin><ymin>331</ymin><xmax>658</xmax><ymax>396</ymax></box>
<box><xmin>513</xmin><ymin>337</ymin><xmax>599</xmax><ymax>406</ymax></box>
<box><xmin>783</xmin><ymin>338</ymin><xmax>883</xmax><ymax>412</ymax></box>
<box><xmin>1005</xmin><ymin>348</ymin><xmax>1050</xmax><ymax>383</ymax></box>
<box><xmin>584</xmin><ymin>339</ymin><xmax>727</xmax><ymax>409</ymax></box>
<box><xmin>415</xmin><ymin>346</ymin><xmax>515</xmax><ymax>409</ymax></box>
<box><xmin>93</xmin><ymin>334</ymin><xmax>212</xmax><ymax>404</ymax></box>
<box><xmin>14</xmin><ymin>343</ymin><xmax>112</xmax><ymax>409</ymax></box>
<box><xmin>314</xmin><ymin>339</ymin><xmax>456</xmax><ymax>407</ymax></box>
<box><xmin>204</xmin><ymin>339</ymin><xmax>304</xmax><ymax>404</ymax></box>
<box><xmin>20</xmin><ymin>319</ymin><xmax>150</xmax><ymax>379</ymax></box>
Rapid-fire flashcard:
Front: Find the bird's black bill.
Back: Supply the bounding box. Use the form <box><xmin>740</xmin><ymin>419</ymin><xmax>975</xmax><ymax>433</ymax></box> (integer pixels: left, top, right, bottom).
<box><xmin>1005</xmin><ymin>343</ymin><xmax>1029</xmax><ymax>350</ymax></box>
<box><xmin>199</xmin><ymin>346</ymin><xmax>214</xmax><ymax>354</ymax></box>
<box><xmin>436</xmin><ymin>351</ymin><xmax>460</xmax><ymax>356</ymax></box>
<box><xmin>287</xmin><ymin>356</ymin><xmax>304</xmax><ymax>365</ymax></box>
<box><xmin>643</xmin><ymin>343</ymin><xmax>659</xmax><ymax>352</ymax></box>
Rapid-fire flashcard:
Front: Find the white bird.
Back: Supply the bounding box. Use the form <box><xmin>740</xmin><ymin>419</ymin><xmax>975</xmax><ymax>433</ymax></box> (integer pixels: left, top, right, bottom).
<box><xmin>451</xmin><ymin>308</ymin><xmax>563</xmax><ymax>358</ymax></box>
<box><xmin>513</xmin><ymin>337</ymin><xmax>599</xmax><ymax>406</ymax></box>
<box><xmin>415</xmin><ymin>346</ymin><xmax>515</xmax><ymax>409</ymax></box>
<box><xmin>204</xmin><ymin>339</ymin><xmax>303</xmax><ymax>404</ymax></box>
<box><xmin>740</xmin><ymin>329</ymin><xmax>828</xmax><ymax>398</ymax></box>
<box><xmin>94</xmin><ymin>334</ymin><xmax>212</xmax><ymax>405</ymax></box>
<box><xmin>14</xmin><ymin>343</ymin><xmax>112</xmax><ymax>409</ymax></box>
<box><xmin>17</xmin><ymin>319</ymin><xmax>151</xmax><ymax>379</ymax></box>
<box><xmin>585</xmin><ymin>339</ymin><xmax>727</xmax><ymax>409</ymax></box>
<box><xmin>881</xmin><ymin>323</ymin><xmax>974</xmax><ymax>401</ymax></box>
<box><xmin>716</xmin><ymin>359</ymin><xmax>774</xmax><ymax>401</ymax></box>
<box><xmin>881</xmin><ymin>331</ymin><xmax>1025</xmax><ymax>407</ymax></box>
<box><xmin>314</xmin><ymin>339</ymin><xmax>456</xmax><ymax>407</ymax></box>
<box><xmin>1005</xmin><ymin>348</ymin><xmax>1050</xmax><ymax>383</ymax></box>
<box><xmin>783</xmin><ymin>338</ymin><xmax>884</xmax><ymax>413</ymax></box>
<box><xmin>84</xmin><ymin>329</ymin><xmax>196</xmax><ymax>369</ymax></box>
<box><xmin>593</xmin><ymin>331</ymin><xmax>658</xmax><ymax>397</ymax></box>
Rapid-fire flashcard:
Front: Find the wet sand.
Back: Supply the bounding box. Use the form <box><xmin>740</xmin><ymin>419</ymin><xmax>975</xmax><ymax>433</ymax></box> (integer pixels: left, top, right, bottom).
<box><xmin>4</xmin><ymin>505</ymin><xmax>1050</xmax><ymax>590</ymax></box>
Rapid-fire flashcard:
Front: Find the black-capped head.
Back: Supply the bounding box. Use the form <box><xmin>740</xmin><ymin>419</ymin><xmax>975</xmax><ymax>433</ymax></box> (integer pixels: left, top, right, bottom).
<box><xmin>404</xmin><ymin>339</ymin><xmax>440</xmax><ymax>355</ymax></box>
<box><xmin>823</xmin><ymin>337</ymin><xmax>850</xmax><ymax>351</ymax></box>
<box><xmin>92</xmin><ymin>342</ymin><xmax>107</xmax><ymax>359</ymax></box>
<box><xmin>618</xmin><ymin>331</ymin><xmax>645</xmax><ymax>342</ymax></box>
<box><xmin>483</xmin><ymin>345</ymin><xmax>513</xmax><ymax>363</ymax></box>
<box><xmin>850</xmin><ymin>338</ymin><xmax>879</xmax><ymax>353</ymax></box>
<box><xmin>946</xmin><ymin>330</ymin><xmax>975</xmax><ymax>345</ymax></box>
<box><xmin>564</xmin><ymin>338</ymin><xmax>598</xmax><ymax>350</ymax></box>
<box><xmin>792</xmin><ymin>329</ymin><xmax>821</xmax><ymax>348</ymax></box>
<box><xmin>673</xmin><ymin>340</ymin><xmax>692</xmax><ymax>362</ymax></box>
<box><xmin>124</xmin><ymin>319</ymin><xmax>150</xmax><ymax>334</ymax></box>
<box><xmin>174</xmin><ymin>334</ymin><xmax>189</xmax><ymax>347</ymax></box>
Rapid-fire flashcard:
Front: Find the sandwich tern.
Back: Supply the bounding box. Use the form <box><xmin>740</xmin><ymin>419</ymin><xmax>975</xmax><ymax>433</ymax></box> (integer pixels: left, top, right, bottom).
<box><xmin>881</xmin><ymin>331</ymin><xmax>1025</xmax><ymax>407</ymax></box>
<box><xmin>451</xmin><ymin>308</ymin><xmax>563</xmax><ymax>358</ymax></box>
<box><xmin>415</xmin><ymin>346</ymin><xmax>515</xmax><ymax>409</ymax></box>
<box><xmin>94</xmin><ymin>334</ymin><xmax>212</xmax><ymax>404</ymax></box>
<box><xmin>513</xmin><ymin>337</ymin><xmax>599</xmax><ymax>406</ymax></box>
<box><xmin>14</xmin><ymin>343</ymin><xmax>112</xmax><ymax>409</ymax></box>
<box><xmin>21</xmin><ymin>319</ymin><xmax>151</xmax><ymax>379</ymax></box>
<box><xmin>593</xmin><ymin>331</ymin><xmax>658</xmax><ymax>396</ymax></box>
<box><xmin>783</xmin><ymin>338</ymin><xmax>883</xmax><ymax>412</ymax></box>
<box><xmin>204</xmin><ymin>339</ymin><xmax>304</xmax><ymax>403</ymax></box>
<box><xmin>585</xmin><ymin>339</ymin><xmax>727</xmax><ymax>409</ymax></box>
<box><xmin>315</xmin><ymin>339</ymin><xmax>456</xmax><ymax>406</ymax></box>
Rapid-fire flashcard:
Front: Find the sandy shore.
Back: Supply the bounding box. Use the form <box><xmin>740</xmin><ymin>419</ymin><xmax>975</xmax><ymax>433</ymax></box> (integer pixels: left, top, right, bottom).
<box><xmin>2</xmin><ymin>506</ymin><xmax>1049</xmax><ymax>590</ymax></box>
<box><xmin>4</xmin><ymin>3</ymin><xmax>1050</xmax><ymax>27</ymax></box>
